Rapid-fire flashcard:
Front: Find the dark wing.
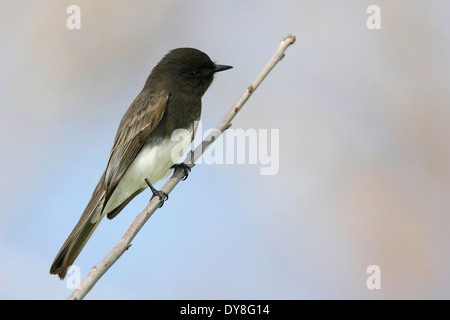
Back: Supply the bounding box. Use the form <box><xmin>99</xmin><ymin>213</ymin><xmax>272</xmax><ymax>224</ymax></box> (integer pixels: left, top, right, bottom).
<box><xmin>103</xmin><ymin>91</ymin><xmax>169</xmax><ymax>204</ymax></box>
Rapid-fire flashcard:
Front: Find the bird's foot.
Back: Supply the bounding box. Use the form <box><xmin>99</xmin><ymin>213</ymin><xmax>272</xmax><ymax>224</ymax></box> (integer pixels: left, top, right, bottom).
<box><xmin>145</xmin><ymin>178</ymin><xmax>168</xmax><ymax>208</ymax></box>
<box><xmin>171</xmin><ymin>163</ymin><xmax>192</xmax><ymax>181</ymax></box>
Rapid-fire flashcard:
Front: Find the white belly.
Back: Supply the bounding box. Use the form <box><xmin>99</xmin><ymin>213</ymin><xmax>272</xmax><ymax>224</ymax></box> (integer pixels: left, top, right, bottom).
<box><xmin>101</xmin><ymin>125</ymin><xmax>194</xmax><ymax>217</ymax></box>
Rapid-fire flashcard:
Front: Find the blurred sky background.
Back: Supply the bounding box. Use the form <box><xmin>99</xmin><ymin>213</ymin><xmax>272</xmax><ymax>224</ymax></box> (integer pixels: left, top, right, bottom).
<box><xmin>0</xmin><ymin>0</ymin><xmax>449</xmax><ymax>299</ymax></box>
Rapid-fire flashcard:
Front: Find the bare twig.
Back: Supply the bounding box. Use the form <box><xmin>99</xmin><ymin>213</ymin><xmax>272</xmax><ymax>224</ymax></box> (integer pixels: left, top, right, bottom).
<box><xmin>68</xmin><ymin>34</ymin><xmax>296</xmax><ymax>300</ymax></box>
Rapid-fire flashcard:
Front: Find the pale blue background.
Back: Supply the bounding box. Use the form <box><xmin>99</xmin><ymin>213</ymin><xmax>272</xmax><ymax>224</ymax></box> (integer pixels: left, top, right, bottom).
<box><xmin>0</xmin><ymin>0</ymin><xmax>449</xmax><ymax>299</ymax></box>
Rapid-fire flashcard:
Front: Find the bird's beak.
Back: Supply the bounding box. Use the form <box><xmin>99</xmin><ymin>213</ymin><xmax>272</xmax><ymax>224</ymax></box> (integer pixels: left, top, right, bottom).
<box><xmin>213</xmin><ymin>64</ymin><xmax>233</xmax><ymax>73</ymax></box>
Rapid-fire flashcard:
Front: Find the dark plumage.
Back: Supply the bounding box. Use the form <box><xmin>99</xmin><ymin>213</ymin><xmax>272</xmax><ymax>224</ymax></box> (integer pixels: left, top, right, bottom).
<box><xmin>50</xmin><ymin>48</ymin><xmax>232</xmax><ymax>279</ymax></box>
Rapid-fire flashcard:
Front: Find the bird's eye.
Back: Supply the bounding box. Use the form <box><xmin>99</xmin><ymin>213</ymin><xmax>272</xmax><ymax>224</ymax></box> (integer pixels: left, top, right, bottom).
<box><xmin>190</xmin><ymin>70</ymin><xmax>199</xmax><ymax>78</ymax></box>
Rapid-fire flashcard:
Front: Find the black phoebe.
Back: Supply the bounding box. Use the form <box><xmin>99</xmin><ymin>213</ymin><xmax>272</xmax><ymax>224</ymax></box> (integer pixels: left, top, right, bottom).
<box><xmin>50</xmin><ymin>48</ymin><xmax>232</xmax><ymax>279</ymax></box>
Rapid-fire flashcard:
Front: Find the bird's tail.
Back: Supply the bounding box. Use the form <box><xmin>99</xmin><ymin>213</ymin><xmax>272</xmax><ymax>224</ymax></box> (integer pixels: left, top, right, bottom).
<box><xmin>50</xmin><ymin>175</ymin><xmax>106</xmax><ymax>280</ymax></box>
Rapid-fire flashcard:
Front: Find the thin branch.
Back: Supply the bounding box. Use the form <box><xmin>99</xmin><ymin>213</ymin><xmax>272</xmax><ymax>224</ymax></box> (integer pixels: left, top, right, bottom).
<box><xmin>68</xmin><ymin>34</ymin><xmax>296</xmax><ymax>300</ymax></box>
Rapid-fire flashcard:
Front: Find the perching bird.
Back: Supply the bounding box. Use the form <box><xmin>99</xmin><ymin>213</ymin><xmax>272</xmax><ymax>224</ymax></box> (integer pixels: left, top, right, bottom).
<box><xmin>50</xmin><ymin>48</ymin><xmax>232</xmax><ymax>279</ymax></box>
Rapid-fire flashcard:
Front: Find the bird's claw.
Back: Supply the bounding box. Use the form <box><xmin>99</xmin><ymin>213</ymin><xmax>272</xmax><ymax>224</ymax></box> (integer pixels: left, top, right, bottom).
<box><xmin>150</xmin><ymin>190</ymin><xmax>168</xmax><ymax>208</ymax></box>
<box><xmin>171</xmin><ymin>163</ymin><xmax>191</xmax><ymax>181</ymax></box>
<box><xmin>145</xmin><ymin>178</ymin><xmax>168</xmax><ymax>208</ymax></box>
